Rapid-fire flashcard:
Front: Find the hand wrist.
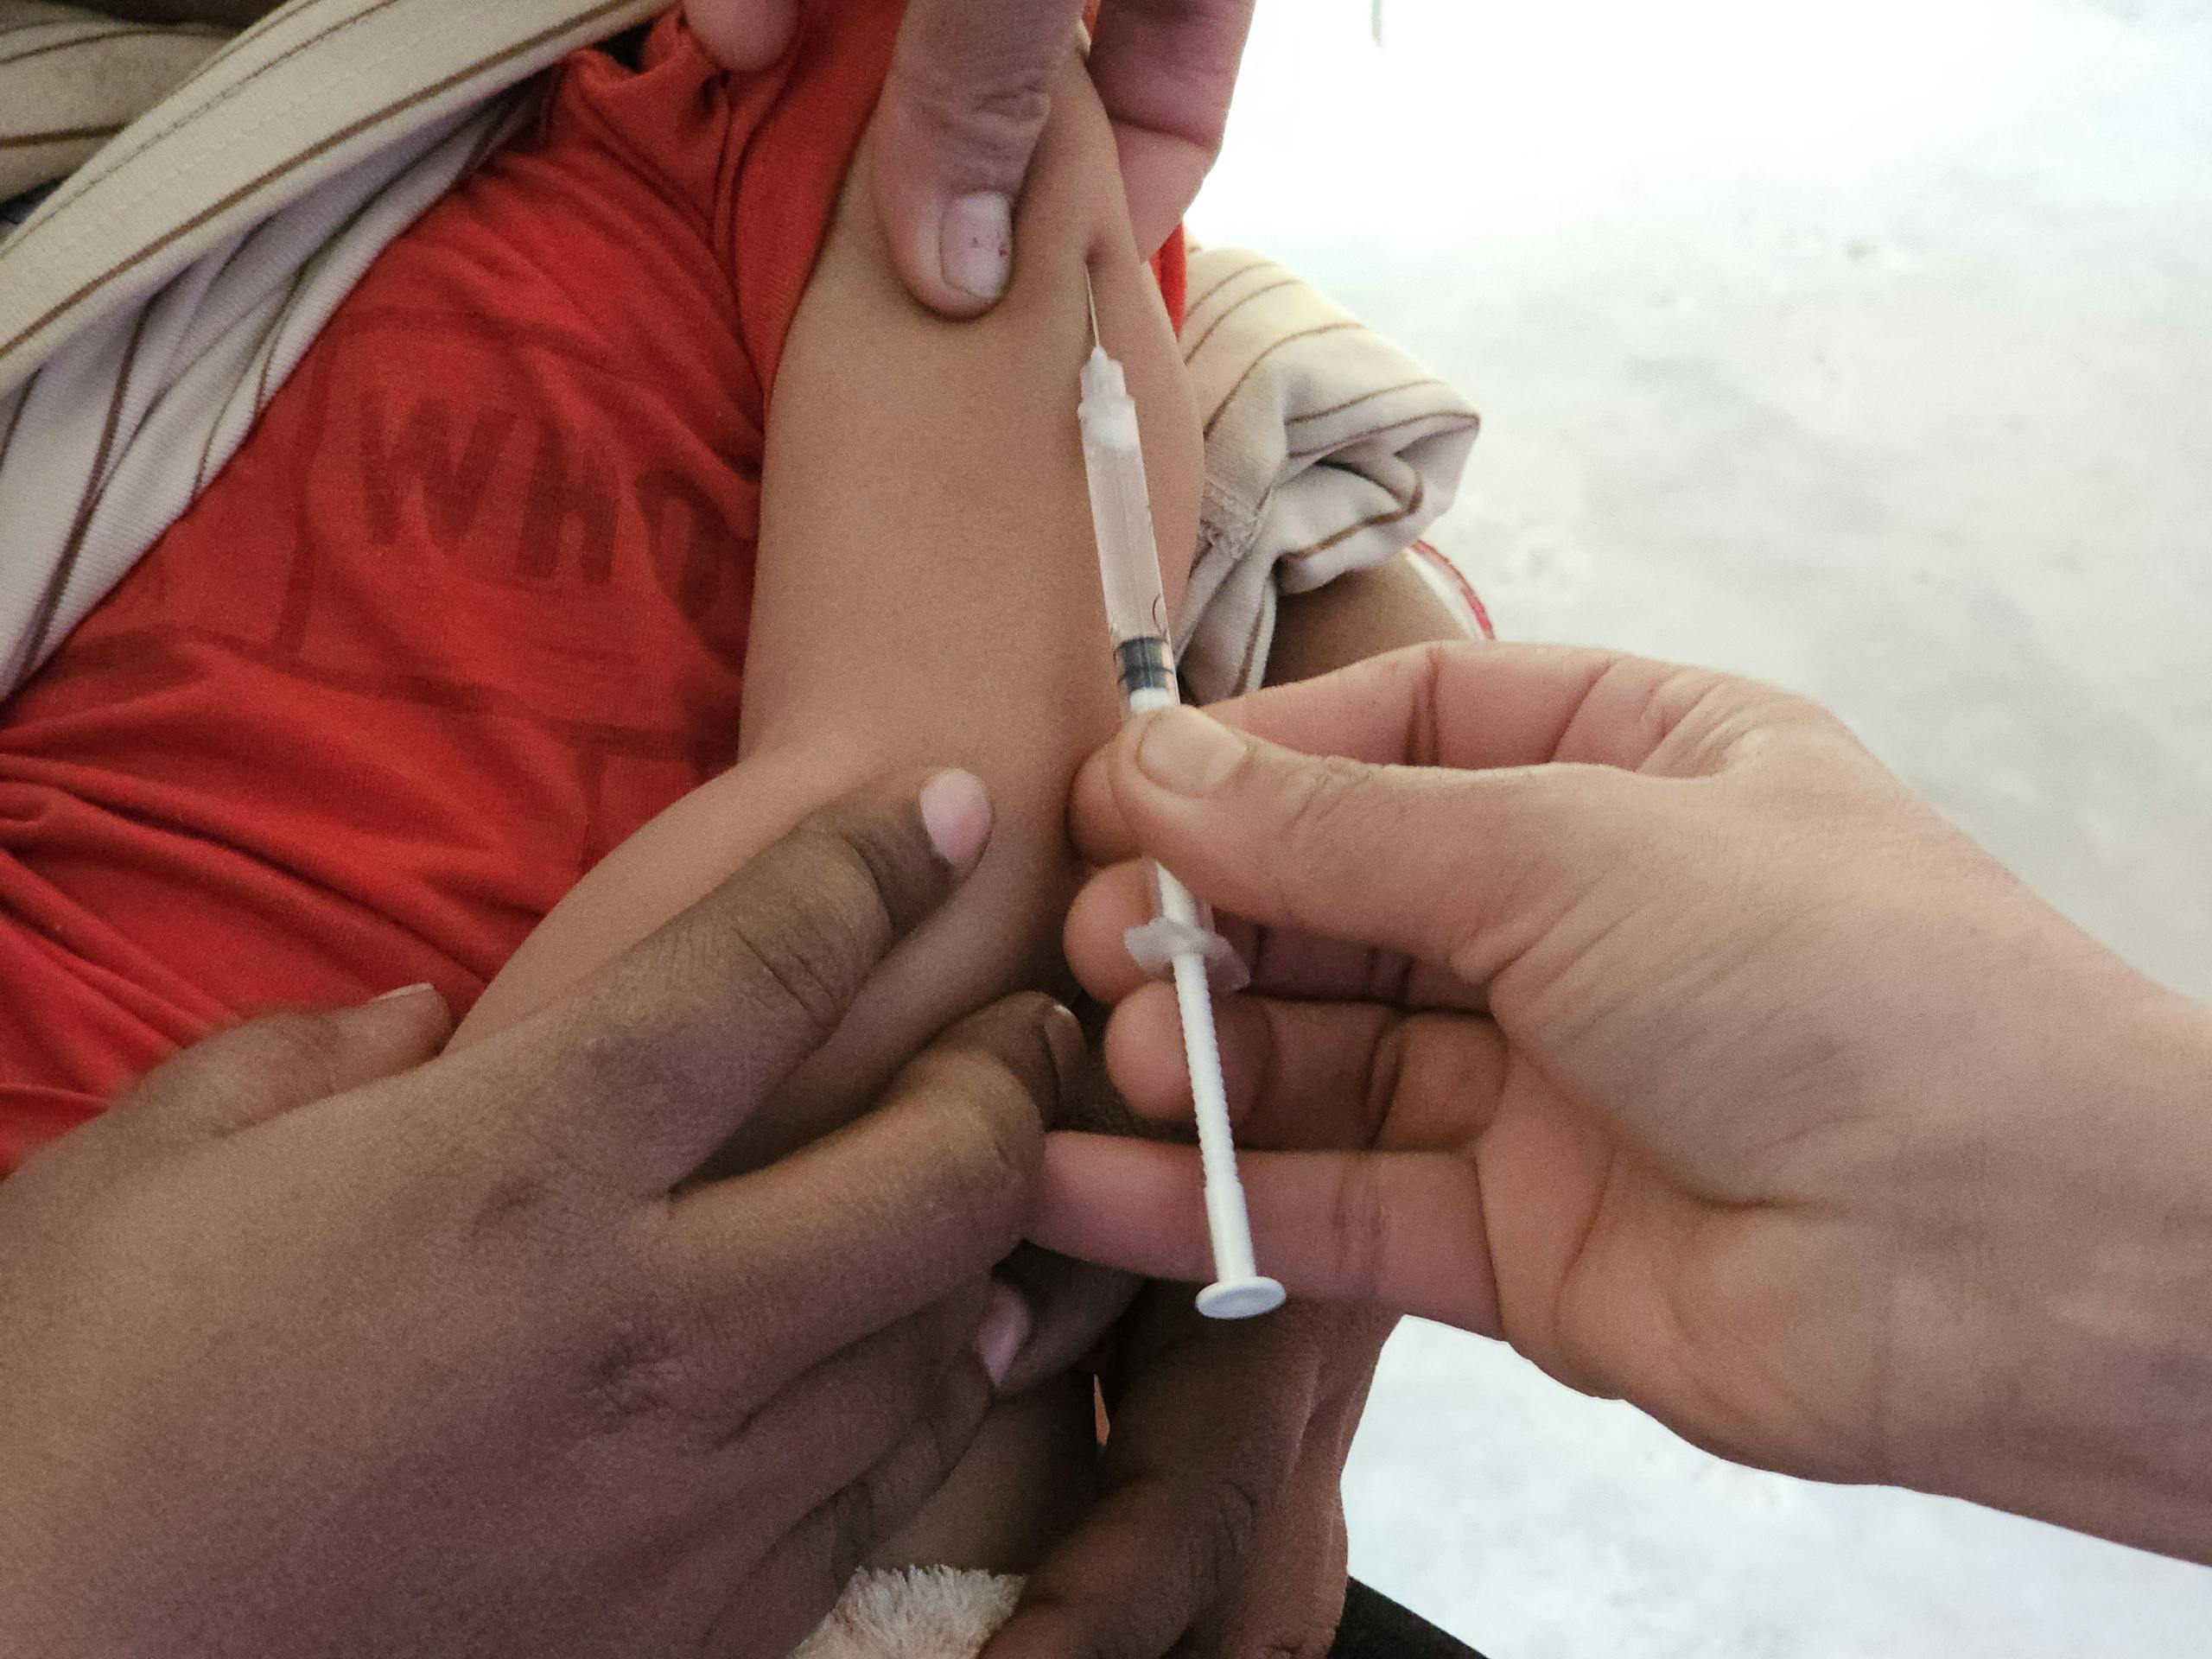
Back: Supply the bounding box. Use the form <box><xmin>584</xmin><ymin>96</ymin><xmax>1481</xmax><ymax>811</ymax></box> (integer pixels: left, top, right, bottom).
<box><xmin>1906</xmin><ymin>988</ymin><xmax>2212</xmax><ymax>1560</ymax></box>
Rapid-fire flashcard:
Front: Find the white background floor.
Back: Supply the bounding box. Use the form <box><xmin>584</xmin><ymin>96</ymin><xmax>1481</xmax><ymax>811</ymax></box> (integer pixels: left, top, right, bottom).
<box><xmin>1185</xmin><ymin>1</ymin><xmax>2212</xmax><ymax>1653</ymax></box>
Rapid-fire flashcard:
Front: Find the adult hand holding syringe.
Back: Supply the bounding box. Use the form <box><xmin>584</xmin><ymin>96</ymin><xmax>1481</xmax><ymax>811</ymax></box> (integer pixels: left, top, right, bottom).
<box><xmin>1077</xmin><ymin>273</ymin><xmax>1284</xmax><ymax>1321</ymax></box>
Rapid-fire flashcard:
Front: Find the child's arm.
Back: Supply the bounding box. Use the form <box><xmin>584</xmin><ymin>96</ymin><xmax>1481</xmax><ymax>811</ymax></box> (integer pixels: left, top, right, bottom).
<box><xmin>454</xmin><ymin>49</ymin><xmax>1198</xmax><ymax>1155</ymax></box>
<box><xmin>1268</xmin><ymin>556</ymin><xmax>1479</xmax><ymax>688</ymax></box>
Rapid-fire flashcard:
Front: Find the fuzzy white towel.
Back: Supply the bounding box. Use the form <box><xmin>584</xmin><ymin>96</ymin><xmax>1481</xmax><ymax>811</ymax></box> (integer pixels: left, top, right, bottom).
<box><xmin>794</xmin><ymin>1568</ymin><xmax>1024</xmax><ymax>1659</ymax></box>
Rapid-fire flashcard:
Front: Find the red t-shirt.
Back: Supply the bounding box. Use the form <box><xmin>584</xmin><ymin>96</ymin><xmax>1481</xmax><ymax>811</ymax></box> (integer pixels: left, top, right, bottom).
<box><xmin>0</xmin><ymin>3</ymin><xmax>1186</xmax><ymax>1170</ymax></box>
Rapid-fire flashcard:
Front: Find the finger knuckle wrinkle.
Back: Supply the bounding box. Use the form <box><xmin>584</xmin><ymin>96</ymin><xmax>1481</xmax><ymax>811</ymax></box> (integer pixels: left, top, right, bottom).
<box><xmin>810</xmin><ymin>808</ymin><xmax>931</xmax><ymax>940</ymax></box>
<box><xmin>941</xmin><ymin>1082</ymin><xmax>1036</xmax><ymax>1213</ymax></box>
<box><xmin>563</xmin><ymin>1017</ymin><xmax>687</xmax><ymax>1110</ymax></box>
<box><xmin>893</xmin><ymin>53</ymin><xmax>1052</xmax><ymax>163</ymax></box>
<box><xmin>728</xmin><ymin>911</ymin><xmax>865</xmax><ymax>1050</ymax></box>
<box><xmin>1405</xmin><ymin>640</ymin><xmax>1459</xmax><ymax>767</ymax></box>
<box><xmin>1273</xmin><ymin>758</ymin><xmax>1363</xmax><ymax>912</ymax></box>
<box><xmin>1190</xmin><ymin>1466</ymin><xmax>1268</xmax><ymax>1589</ymax></box>
<box><xmin>1360</xmin><ymin>1022</ymin><xmax>1413</xmax><ymax>1147</ymax></box>
<box><xmin>1326</xmin><ymin>1160</ymin><xmax>1391</xmax><ymax>1306</ymax></box>
<box><xmin>1254</xmin><ymin>1625</ymin><xmax>1341</xmax><ymax>1659</ymax></box>
<box><xmin>894</xmin><ymin>1093</ymin><xmax>1028</xmax><ymax>1256</ymax></box>
<box><xmin>466</xmin><ymin>1166</ymin><xmax>556</xmax><ymax>1241</ymax></box>
<box><xmin>583</xmin><ymin>1315</ymin><xmax>695</xmax><ymax>1435</ymax></box>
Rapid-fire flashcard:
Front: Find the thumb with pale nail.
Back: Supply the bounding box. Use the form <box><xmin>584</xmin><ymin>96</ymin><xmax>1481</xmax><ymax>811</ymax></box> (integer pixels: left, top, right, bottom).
<box><xmin>867</xmin><ymin>0</ymin><xmax>1073</xmax><ymax>316</ymax></box>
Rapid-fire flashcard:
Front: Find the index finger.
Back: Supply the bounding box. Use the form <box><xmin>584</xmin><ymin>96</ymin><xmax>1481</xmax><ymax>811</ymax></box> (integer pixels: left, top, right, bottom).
<box><xmin>657</xmin><ymin>993</ymin><xmax>1082</xmax><ymax>1382</ymax></box>
<box><xmin>449</xmin><ymin>772</ymin><xmax>993</xmax><ymax>1194</ymax></box>
<box><xmin>1088</xmin><ymin>0</ymin><xmax>1257</xmax><ymax>253</ymax></box>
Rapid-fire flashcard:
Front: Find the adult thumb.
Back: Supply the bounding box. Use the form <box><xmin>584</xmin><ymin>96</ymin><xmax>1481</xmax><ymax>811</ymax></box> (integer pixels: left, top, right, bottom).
<box><xmin>868</xmin><ymin>0</ymin><xmax>1087</xmax><ymax>316</ymax></box>
<box><xmin>1105</xmin><ymin>705</ymin><xmax>1634</xmax><ymax>986</ymax></box>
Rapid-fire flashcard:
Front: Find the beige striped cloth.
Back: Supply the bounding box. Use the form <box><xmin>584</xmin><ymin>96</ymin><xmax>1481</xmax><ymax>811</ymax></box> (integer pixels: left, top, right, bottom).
<box><xmin>0</xmin><ymin>0</ymin><xmax>1478</xmax><ymax>701</ymax></box>
<box><xmin>1176</xmin><ymin>245</ymin><xmax>1481</xmax><ymax>700</ymax></box>
<box><xmin>0</xmin><ymin>2</ymin><xmax>226</xmax><ymax>201</ymax></box>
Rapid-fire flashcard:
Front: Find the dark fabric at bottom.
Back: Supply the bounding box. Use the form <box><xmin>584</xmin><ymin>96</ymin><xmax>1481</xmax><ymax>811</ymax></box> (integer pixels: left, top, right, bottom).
<box><xmin>1332</xmin><ymin>1580</ymin><xmax>1488</xmax><ymax>1659</ymax></box>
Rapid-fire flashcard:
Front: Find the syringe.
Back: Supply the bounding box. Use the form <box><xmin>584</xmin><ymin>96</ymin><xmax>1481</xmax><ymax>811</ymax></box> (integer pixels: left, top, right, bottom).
<box><xmin>1077</xmin><ymin>272</ymin><xmax>1285</xmax><ymax>1322</ymax></box>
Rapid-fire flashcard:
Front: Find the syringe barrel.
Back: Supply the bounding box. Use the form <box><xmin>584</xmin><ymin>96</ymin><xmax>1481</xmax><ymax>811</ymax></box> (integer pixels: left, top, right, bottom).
<box><xmin>1078</xmin><ymin>351</ymin><xmax>1171</xmax><ymax>650</ymax></box>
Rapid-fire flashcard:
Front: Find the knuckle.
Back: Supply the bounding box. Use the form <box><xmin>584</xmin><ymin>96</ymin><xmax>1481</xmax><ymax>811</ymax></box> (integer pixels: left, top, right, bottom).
<box><xmin>728</xmin><ymin>907</ymin><xmax>861</xmax><ymax>1046</ymax></box>
<box><xmin>1251</xmin><ymin>1624</ymin><xmax>1342</xmax><ymax>1659</ymax></box>
<box><xmin>1187</xmin><ymin>1467</ymin><xmax>1269</xmax><ymax>1592</ymax></box>
<box><xmin>802</xmin><ymin>797</ymin><xmax>944</xmax><ymax>939</ymax></box>
<box><xmin>463</xmin><ymin>1165</ymin><xmax>557</xmax><ymax>1242</ymax></box>
<box><xmin>887</xmin><ymin>45</ymin><xmax>1052</xmax><ymax>183</ymax></box>
<box><xmin>916</xmin><ymin>1061</ymin><xmax>1039</xmax><ymax>1229</ymax></box>
<box><xmin>579</xmin><ymin>1302</ymin><xmax>699</xmax><ymax>1437</ymax></box>
<box><xmin>552</xmin><ymin>1014</ymin><xmax>696</xmax><ymax>1132</ymax></box>
<box><xmin>728</xmin><ymin>823</ymin><xmax>899</xmax><ymax>1036</ymax></box>
<box><xmin>1357</xmin><ymin>1020</ymin><xmax>1412</xmax><ymax>1148</ymax></box>
<box><xmin>563</xmin><ymin>1015</ymin><xmax>658</xmax><ymax>1094</ymax></box>
<box><xmin>1268</xmin><ymin>757</ymin><xmax>1369</xmax><ymax>919</ymax></box>
<box><xmin>1324</xmin><ymin>1159</ymin><xmax>1391</xmax><ymax>1305</ymax></box>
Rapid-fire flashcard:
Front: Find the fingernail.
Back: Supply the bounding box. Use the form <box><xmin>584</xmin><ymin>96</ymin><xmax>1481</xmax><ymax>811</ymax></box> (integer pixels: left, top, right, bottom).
<box><xmin>919</xmin><ymin>769</ymin><xmax>992</xmax><ymax>873</ymax></box>
<box><xmin>371</xmin><ymin>982</ymin><xmax>439</xmax><ymax>1005</ymax></box>
<box><xmin>942</xmin><ymin>192</ymin><xmax>1012</xmax><ymax>302</ymax></box>
<box><xmin>1135</xmin><ymin>708</ymin><xmax>1245</xmax><ymax>797</ymax></box>
<box><xmin>1040</xmin><ymin>1001</ymin><xmax>1086</xmax><ymax>1123</ymax></box>
<box><xmin>976</xmin><ymin>1281</ymin><xmax>1033</xmax><ymax>1389</ymax></box>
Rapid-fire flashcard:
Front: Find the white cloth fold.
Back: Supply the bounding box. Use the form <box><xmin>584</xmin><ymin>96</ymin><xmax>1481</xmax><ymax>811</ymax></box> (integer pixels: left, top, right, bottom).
<box><xmin>1175</xmin><ymin>245</ymin><xmax>1481</xmax><ymax>702</ymax></box>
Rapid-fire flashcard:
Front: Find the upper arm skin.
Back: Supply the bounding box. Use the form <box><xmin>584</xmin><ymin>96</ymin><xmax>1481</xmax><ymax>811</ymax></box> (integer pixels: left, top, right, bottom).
<box><xmin>456</xmin><ymin>47</ymin><xmax>1199</xmax><ymax>1172</ymax></box>
<box><xmin>723</xmin><ymin>48</ymin><xmax>1199</xmax><ymax>1137</ymax></box>
<box><xmin>1266</xmin><ymin>556</ymin><xmax>1478</xmax><ymax>687</ymax></box>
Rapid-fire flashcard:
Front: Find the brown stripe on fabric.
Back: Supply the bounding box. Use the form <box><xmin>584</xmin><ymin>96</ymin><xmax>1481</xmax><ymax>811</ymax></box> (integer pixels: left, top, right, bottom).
<box><xmin>1286</xmin><ymin>376</ymin><xmax>1448</xmax><ymax>426</ymax></box>
<box><xmin>0</xmin><ymin>0</ymin><xmax>638</xmax><ymax>363</ymax></box>
<box><xmin>0</xmin><ymin>123</ymin><xmax>121</xmax><ymax>148</ymax></box>
<box><xmin>1181</xmin><ymin>274</ymin><xmax>1300</xmax><ymax>365</ymax></box>
<box><xmin>1286</xmin><ymin>410</ymin><xmax>1479</xmax><ymax>463</ymax></box>
<box><xmin>0</xmin><ymin>24</ymin><xmax>206</xmax><ymax>68</ymax></box>
<box><xmin>246</xmin><ymin>266</ymin><xmax>310</xmax><ymax>411</ymax></box>
<box><xmin>0</xmin><ymin>15</ymin><xmax>99</xmax><ymax>41</ymax></box>
<box><xmin>1283</xmin><ymin>476</ymin><xmax>1426</xmax><ymax>564</ymax></box>
<box><xmin>0</xmin><ymin>13</ymin><xmax>227</xmax><ymax>41</ymax></box>
<box><xmin>0</xmin><ymin>365</ymin><xmax>35</xmax><ymax>472</ymax></box>
<box><xmin>1230</xmin><ymin>600</ymin><xmax>1268</xmax><ymax>695</ymax></box>
<box><xmin>1182</xmin><ymin>255</ymin><xmax>1273</xmax><ymax>321</ymax></box>
<box><xmin>189</xmin><ymin>0</ymin><xmax>343</xmax><ymax>82</ymax></box>
<box><xmin>23</xmin><ymin>305</ymin><xmax>151</xmax><ymax>664</ymax></box>
<box><xmin>1200</xmin><ymin>320</ymin><xmax>1363</xmax><ymax>439</ymax></box>
<box><xmin>6</xmin><ymin>0</ymin><xmax>417</xmax><ymax>247</ymax></box>
<box><xmin>190</xmin><ymin>264</ymin><xmax>304</xmax><ymax>495</ymax></box>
